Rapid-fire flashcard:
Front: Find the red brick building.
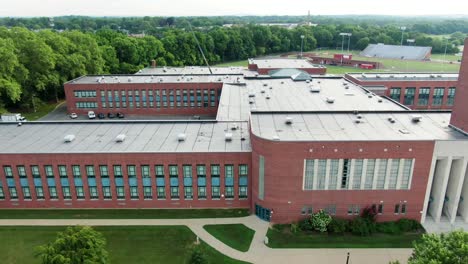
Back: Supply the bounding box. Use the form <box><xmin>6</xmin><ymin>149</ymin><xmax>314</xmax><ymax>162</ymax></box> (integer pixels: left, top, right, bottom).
<box><xmin>2</xmin><ymin>43</ymin><xmax>468</xmax><ymax>227</ymax></box>
<box><xmin>345</xmin><ymin>73</ymin><xmax>458</xmax><ymax>110</ymax></box>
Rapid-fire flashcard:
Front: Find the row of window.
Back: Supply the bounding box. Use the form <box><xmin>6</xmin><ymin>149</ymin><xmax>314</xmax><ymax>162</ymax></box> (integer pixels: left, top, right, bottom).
<box><xmin>97</xmin><ymin>88</ymin><xmax>222</xmax><ymax>109</ymax></box>
<box><xmin>73</xmin><ymin>90</ymin><xmax>97</xmax><ymax>98</ymax></box>
<box><xmin>303</xmin><ymin>159</ymin><xmax>414</xmax><ymax>191</ymax></box>
<box><xmin>300</xmin><ymin>202</ymin><xmax>407</xmax><ymax>216</ymax></box>
<box><xmin>0</xmin><ymin>164</ymin><xmax>248</xmax><ymax>201</ymax></box>
<box><xmin>389</xmin><ymin>87</ymin><xmax>456</xmax><ymax>106</ymax></box>
<box><xmin>76</xmin><ymin>102</ymin><xmax>98</xmax><ymax>109</ymax></box>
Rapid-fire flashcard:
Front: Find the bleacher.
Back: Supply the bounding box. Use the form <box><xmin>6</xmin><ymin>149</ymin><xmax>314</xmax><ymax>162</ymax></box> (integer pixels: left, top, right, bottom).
<box><xmin>360</xmin><ymin>44</ymin><xmax>432</xmax><ymax>60</ymax></box>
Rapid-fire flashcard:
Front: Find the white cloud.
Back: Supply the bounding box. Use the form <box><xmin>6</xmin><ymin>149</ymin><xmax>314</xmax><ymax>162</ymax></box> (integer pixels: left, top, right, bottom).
<box><xmin>1</xmin><ymin>0</ymin><xmax>467</xmax><ymax>17</ymax></box>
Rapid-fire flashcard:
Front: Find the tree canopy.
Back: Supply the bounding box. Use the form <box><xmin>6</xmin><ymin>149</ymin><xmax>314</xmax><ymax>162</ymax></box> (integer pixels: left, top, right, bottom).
<box><xmin>409</xmin><ymin>230</ymin><xmax>468</xmax><ymax>264</ymax></box>
<box><xmin>35</xmin><ymin>226</ymin><xmax>109</xmax><ymax>264</ymax></box>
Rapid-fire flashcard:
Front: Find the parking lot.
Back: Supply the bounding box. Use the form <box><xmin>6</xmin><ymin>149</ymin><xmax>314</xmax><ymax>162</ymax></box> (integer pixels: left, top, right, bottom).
<box><xmin>39</xmin><ymin>103</ymin><xmax>216</xmax><ymax>121</ymax></box>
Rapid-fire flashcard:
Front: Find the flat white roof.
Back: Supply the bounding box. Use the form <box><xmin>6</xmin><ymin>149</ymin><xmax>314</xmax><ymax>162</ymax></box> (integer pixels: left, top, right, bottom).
<box><xmin>0</xmin><ymin>121</ymin><xmax>251</xmax><ymax>154</ymax></box>
<box><xmin>347</xmin><ymin>73</ymin><xmax>459</xmax><ymax>82</ymax></box>
<box><xmin>137</xmin><ymin>66</ymin><xmax>248</xmax><ymax>75</ymax></box>
<box><xmin>251</xmin><ymin>112</ymin><xmax>466</xmax><ymax>142</ymax></box>
<box><xmin>249</xmin><ymin>58</ymin><xmax>323</xmax><ymax>69</ymax></box>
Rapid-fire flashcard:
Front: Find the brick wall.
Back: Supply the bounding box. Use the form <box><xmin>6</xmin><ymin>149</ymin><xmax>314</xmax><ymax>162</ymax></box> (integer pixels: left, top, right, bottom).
<box><xmin>250</xmin><ymin>133</ymin><xmax>435</xmax><ymax>223</ymax></box>
<box><xmin>450</xmin><ymin>38</ymin><xmax>468</xmax><ymax>133</ymax></box>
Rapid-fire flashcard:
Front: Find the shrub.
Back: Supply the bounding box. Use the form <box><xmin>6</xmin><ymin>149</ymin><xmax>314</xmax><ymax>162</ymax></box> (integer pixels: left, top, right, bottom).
<box><xmin>349</xmin><ymin>217</ymin><xmax>374</xmax><ymax>236</ymax></box>
<box><xmin>299</xmin><ymin>217</ymin><xmax>314</xmax><ymax>231</ymax></box>
<box><xmin>361</xmin><ymin>205</ymin><xmax>377</xmax><ymax>223</ymax></box>
<box><xmin>376</xmin><ymin>221</ymin><xmax>401</xmax><ymax>234</ymax></box>
<box><xmin>311</xmin><ymin>210</ymin><xmax>332</xmax><ymax>232</ymax></box>
<box><xmin>189</xmin><ymin>245</ymin><xmax>207</xmax><ymax>264</ymax></box>
<box><xmin>396</xmin><ymin>218</ymin><xmax>422</xmax><ymax>232</ymax></box>
<box><xmin>290</xmin><ymin>223</ymin><xmax>299</xmax><ymax>234</ymax></box>
<box><xmin>328</xmin><ymin>217</ymin><xmax>349</xmax><ymax>234</ymax></box>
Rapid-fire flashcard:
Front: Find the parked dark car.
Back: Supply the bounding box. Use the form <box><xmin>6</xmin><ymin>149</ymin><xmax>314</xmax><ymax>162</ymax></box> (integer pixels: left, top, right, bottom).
<box><xmin>97</xmin><ymin>113</ymin><xmax>105</xmax><ymax>119</ymax></box>
<box><xmin>117</xmin><ymin>112</ymin><xmax>125</xmax><ymax>119</ymax></box>
<box><xmin>107</xmin><ymin>113</ymin><xmax>115</xmax><ymax>119</ymax></box>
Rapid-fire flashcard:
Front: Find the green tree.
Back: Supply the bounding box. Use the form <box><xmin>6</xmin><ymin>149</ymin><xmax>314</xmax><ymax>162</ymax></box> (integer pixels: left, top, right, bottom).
<box><xmin>36</xmin><ymin>226</ymin><xmax>109</xmax><ymax>264</ymax></box>
<box><xmin>311</xmin><ymin>210</ymin><xmax>332</xmax><ymax>232</ymax></box>
<box><xmin>409</xmin><ymin>230</ymin><xmax>468</xmax><ymax>264</ymax></box>
<box><xmin>356</xmin><ymin>37</ymin><xmax>370</xmax><ymax>50</ymax></box>
<box><xmin>189</xmin><ymin>245</ymin><xmax>207</xmax><ymax>264</ymax></box>
<box><xmin>0</xmin><ymin>38</ymin><xmax>23</xmax><ymax>104</ymax></box>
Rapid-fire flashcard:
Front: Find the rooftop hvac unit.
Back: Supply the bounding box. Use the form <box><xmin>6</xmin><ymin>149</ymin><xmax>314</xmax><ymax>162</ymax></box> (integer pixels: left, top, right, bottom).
<box><xmin>355</xmin><ymin>119</ymin><xmax>362</xmax><ymax>124</ymax></box>
<box><xmin>128</xmin><ymin>77</ymin><xmax>132</xmax><ymax>82</ymax></box>
<box><xmin>356</xmin><ymin>114</ymin><xmax>363</xmax><ymax>119</ymax></box>
<box><xmin>249</xmin><ymin>98</ymin><xmax>255</xmax><ymax>104</ymax></box>
<box><xmin>96</xmin><ymin>77</ymin><xmax>100</xmax><ymax>82</ymax></box>
<box><xmin>378</xmin><ymin>98</ymin><xmax>383</xmax><ymax>103</ymax></box>
<box><xmin>306</xmin><ymin>80</ymin><xmax>311</xmax><ymax>83</ymax></box>
<box><xmin>263</xmin><ymin>83</ymin><xmax>268</xmax><ymax>87</ymax></box>
<box><xmin>281</xmin><ymin>81</ymin><xmax>285</xmax><ymax>84</ymax></box>
<box><xmin>64</xmin><ymin>135</ymin><xmax>75</xmax><ymax>143</ymax></box>
<box><xmin>225</xmin><ymin>133</ymin><xmax>233</xmax><ymax>141</ymax></box>
<box><xmin>368</xmin><ymin>94</ymin><xmax>373</xmax><ymax>98</ymax></box>
<box><xmin>159</xmin><ymin>78</ymin><xmax>163</xmax><ymax>82</ymax></box>
<box><xmin>285</xmin><ymin>116</ymin><xmax>293</xmax><ymax>125</ymax></box>
<box><xmin>177</xmin><ymin>133</ymin><xmax>187</xmax><ymax>141</ymax></box>
<box><xmin>248</xmin><ymin>92</ymin><xmax>255</xmax><ymax>97</ymax></box>
<box><xmin>272</xmin><ymin>135</ymin><xmax>280</xmax><ymax>141</ymax></box>
<box><xmin>326</xmin><ymin>97</ymin><xmax>335</xmax><ymax>104</ymax></box>
<box><xmin>230</xmin><ymin>123</ymin><xmax>238</xmax><ymax>130</ymax></box>
<box><xmin>411</xmin><ymin>115</ymin><xmax>423</xmax><ymax>123</ymax></box>
<box><xmin>260</xmin><ymin>89</ymin><xmax>266</xmax><ymax>93</ymax></box>
<box><xmin>115</xmin><ymin>134</ymin><xmax>126</xmax><ymax>143</ymax></box>
<box><xmin>310</xmin><ymin>86</ymin><xmax>321</xmax><ymax>93</ymax></box>
<box><xmin>388</xmin><ymin>117</ymin><xmax>396</xmax><ymax>123</ymax></box>
<box><xmin>265</xmin><ymin>94</ymin><xmax>271</xmax><ymax>99</ymax></box>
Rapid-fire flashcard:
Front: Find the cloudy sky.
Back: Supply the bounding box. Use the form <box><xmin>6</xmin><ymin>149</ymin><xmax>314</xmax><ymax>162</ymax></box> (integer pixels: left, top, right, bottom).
<box><xmin>1</xmin><ymin>0</ymin><xmax>467</xmax><ymax>17</ymax></box>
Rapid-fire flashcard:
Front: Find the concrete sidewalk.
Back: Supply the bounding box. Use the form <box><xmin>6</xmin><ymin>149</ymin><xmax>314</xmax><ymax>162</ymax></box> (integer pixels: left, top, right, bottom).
<box><xmin>0</xmin><ymin>216</ymin><xmax>412</xmax><ymax>264</ymax></box>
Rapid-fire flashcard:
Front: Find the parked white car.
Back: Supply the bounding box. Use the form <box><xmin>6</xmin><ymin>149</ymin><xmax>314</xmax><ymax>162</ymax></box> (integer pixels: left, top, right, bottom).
<box><xmin>69</xmin><ymin>113</ymin><xmax>78</xmax><ymax>119</ymax></box>
<box><xmin>87</xmin><ymin>111</ymin><xmax>96</xmax><ymax>119</ymax></box>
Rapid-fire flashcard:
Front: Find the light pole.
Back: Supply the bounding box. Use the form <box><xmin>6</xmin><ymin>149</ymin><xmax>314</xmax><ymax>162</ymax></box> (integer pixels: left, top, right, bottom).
<box><xmin>347</xmin><ymin>33</ymin><xmax>352</xmax><ymax>53</ymax></box>
<box><xmin>442</xmin><ymin>37</ymin><xmax>449</xmax><ymax>72</ymax></box>
<box><xmin>400</xmin><ymin>26</ymin><xmax>406</xmax><ymax>46</ymax></box>
<box><xmin>300</xmin><ymin>35</ymin><xmax>305</xmax><ymax>58</ymax></box>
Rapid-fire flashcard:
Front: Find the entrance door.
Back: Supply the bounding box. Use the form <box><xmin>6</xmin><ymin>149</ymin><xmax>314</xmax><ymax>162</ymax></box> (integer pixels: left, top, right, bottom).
<box><xmin>255</xmin><ymin>204</ymin><xmax>271</xmax><ymax>222</ymax></box>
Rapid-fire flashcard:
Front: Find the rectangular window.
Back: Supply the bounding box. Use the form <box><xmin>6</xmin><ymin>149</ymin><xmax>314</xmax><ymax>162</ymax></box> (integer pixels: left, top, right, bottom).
<box><xmin>58</xmin><ymin>165</ymin><xmax>67</xmax><ymax>178</ymax></box>
<box><xmin>389</xmin><ymin>87</ymin><xmax>401</xmax><ymax>101</ymax></box>
<box><xmin>45</xmin><ymin>165</ymin><xmax>54</xmax><ymax>178</ymax></box>
<box><xmin>328</xmin><ymin>159</ymin><xmax>339</xmax><ymax>190</ymax></box>
<box><xmin>239</xmin><ymin>164</ymin><xmax>248</xmax><ymax>198</ymax></box>
<box><xmin>9</xmin><ymin>187</ymin><xmax>18</xmax><ymax>199</ymax></box>
<box><xmin>211</xmin><ymin>165</ymin><xmax>220</xmax><ymax>199</ymax></box>
<box><xmin>35</xmin><ymin>186</ymin><xmax>44</xmax><ymax>199</ymax></box>
<box><xmin>17</xmin><ymin>166</ymin><xmax>26</xmax><ymax>178</ymax></box>
<box><xmin>22</xmin><ymin>186</ymin><xmax>31</xmax><ymax>199</ymax></box>
<box><xmin>31</xmin><ymin>166</ymin><xmax>40</xmax><ymax>178</ymax></box>
<box><xmin>324</xmin><ymin>205</ymin><xmax>336</xmax><ymax>215</ymax></box>
<box><xmin>404</xmin><ymin>87</ymin><xmax>415</xmax><ymax>105</ymax></box>
<box><xmin>0</xmin><ymin>187</ymin><xmax>4</xmax><ymax>200</ymax></box>
<box><xmin>143</xmin><ymin>186</ymin><xmax>152</xmax><ymax>199</ymax></box>
<box><xmin>400</xmin><ymin>159</ymin><xmax>413</xmax><ymax>189</ymax></box>
<box><xmin>364</xmin><ymin>159</ymin><xmax>376</xmax><ymax>189</ymax></box>
<box><xmin>113</xmin><ymin>165</ymin><xmax>123</xmax><ymax>177</ymax></box>
<box><xmin>401</xmin><ymin>203</ymin><xmax>407</xmax><ymax>214</ymax></box>
<box><xmin>352</xmin><ymin>159</ymin><xmax>364</xmax><ymax>189</ymax></box>
<box><xmin>49</xmin><ymin>186</ymin><xmax>58</xmax><ymax>199</ymax></box>
<box><xmin>304</xmin><ymin>160</ymin><xmax>314</xmax><ymax>190</ymax></box>
<box><xmin>62</xmin><ymin>186</ymin><xmax>71</xmax><ymax>199</ymax></box>
<box><xmin>155</xmin><ymin>165</ymin><xmax>165</xmax><ymax>199</ymax></box>
<box><xmin>447</xmin><ymin>87</ymin><xmax>456</xmax><ymax>106</ymax></box>
<box><xmin>301</xmin><ymin>206</ymin><xmax>313</xmax><ymax>215</ymax></box>
<box><xmin>100</xmin><ymin>165</ymin><xmax>109</xmax><ymax>177</ymax></box>
<box><xmin>347</xmin><ymin>205</ymin><xmax>360</xmax><ymax>215</ymax></box>
<box><xmin>432</xmin><ymin>87</ymin><xmax>445</xmax><ymax>106</ymax></box>
<box><xmin>225</xmin><ymin>165</ymin><xmax>234</xmax><ymax>198</ymax></box>
<box><xmin>394</xmin><ymin>204</ymin><xmax>400</xmax><ymax>214</ymax></box>
<box><xmin>72</xmin><ymin>165</ymin><xmax>81</xmax><ymax>178</ymax></box>
<box><xmin>376</xmin><ymin>159</ymin><xmax>388</xmax><ymax>189</ymax></box>
<box><xmin>127</xmin><ymin>165</ymin><xmax>138</xmax><ymax>199</ymax></box>
<box><xmin>169</xmin><ymin>165</ymin><xmax>179</xmax><ymax>199</ymax></box>
<box><xmin>3</xmin><ymin>166</ymin><xmax>13</xmax><ymax>177</ymax></box>
<box><xmin>341</xmin><ymin>159</ymin><xmax>350</xmax><ymax>189</ymax></box>
<box><xmin>378</xmin><ymin>204</ymin><xmax>384</xmax><ymax>215</ymax></box>
<box><xmin>417</xmin><ymin>87</ymin><xmax>430</xmax><ymax>106</ymax></box>
<box><xmin>183</xmin><ymin>165</ymin><xmax>193</xmax><ymax>199</ymax></box>
<box><xmin>86</xmin><ymin>165</ymin><xmax>98</xmax><ymax>199</ymax></box>
<box><xmin>197</xmin><ymin>165</ymin><xmax>206</xmax><ymax>199</ymax></box>
<box><xmin>388</xmin><ymin>159</ymin><xmax>400</xmax><ymax>189</ymax></box>
<box><xmin>76</xmin><ymin>186</ymin><xmax>85</xmax><ymax>199</ymax></box>
<box><xmin>317</xmin><ymin>159</ymin><xmax>327</xmax><ymax>190</ymax></box>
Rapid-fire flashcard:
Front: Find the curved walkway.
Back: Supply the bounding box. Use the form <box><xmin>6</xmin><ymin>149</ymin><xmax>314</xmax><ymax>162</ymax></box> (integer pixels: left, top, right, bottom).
<box><xmin>0</xmin><ymin>216</ymin><xmax>412</xmax><ymax>264</ymax></box>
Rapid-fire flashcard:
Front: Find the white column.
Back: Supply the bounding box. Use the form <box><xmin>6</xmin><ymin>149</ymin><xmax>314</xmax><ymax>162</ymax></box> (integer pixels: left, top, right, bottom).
<box><xmin>336</xmin><ymin>159</ymin><xmax>344</xmax><ymax>190</ymax></box>
<box><xmin>421</xmin><ymin>157</ymin><xmax>438</xmax><ymax>224</ymax></box>
<box><xmin>459</xmin><ymin>164</ymin><xmax>468</xmax><ymax>223</ymax></box>
<box><xmin>312</xmin><ymin>159</ymin><xmax>318</xmax><ymax>190</ymax></box>
<box><xmin>447</xmin><ymin>159</ymin><xmax>467</xmax><ymax>223</ymax></box>
<box><xmin>384</xmin><ymin>159</ymin><xmax>393</xmax><ymax>190</ymax></box>
<box><xmin>434</xmin><ymin>157</ymin><xmax>453</xmax><ymax>223</ymax></box>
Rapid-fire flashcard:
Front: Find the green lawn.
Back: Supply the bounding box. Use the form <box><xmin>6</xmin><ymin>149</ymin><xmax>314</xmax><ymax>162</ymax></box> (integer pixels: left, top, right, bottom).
<box><xmin>266</xmin><ymin>227</ymin><xmax>422</xmax><ymax>248</ymax></box>
<box><xmin>0</xmin><ymin>226</ymin><xmax>250</xmax><ymax>264</ymax></box>
<box><xmin>0</xmin><ymin>208</ymin><xmax>249</xmax><ymax>219</ymax></box>
<box><xmin>15</xmin><ymin>101</ymin><xmax>64</xmax><ymax>121</ymax></box>
<box><xmin>203</xmin><ymin>224</ymin><xmax>255</xmax><ymax>252</ymax></box>
<box><xmin>214</xmin><ymin>60</ymin><xmax>248</xmax><ymax>67</ymax></box>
